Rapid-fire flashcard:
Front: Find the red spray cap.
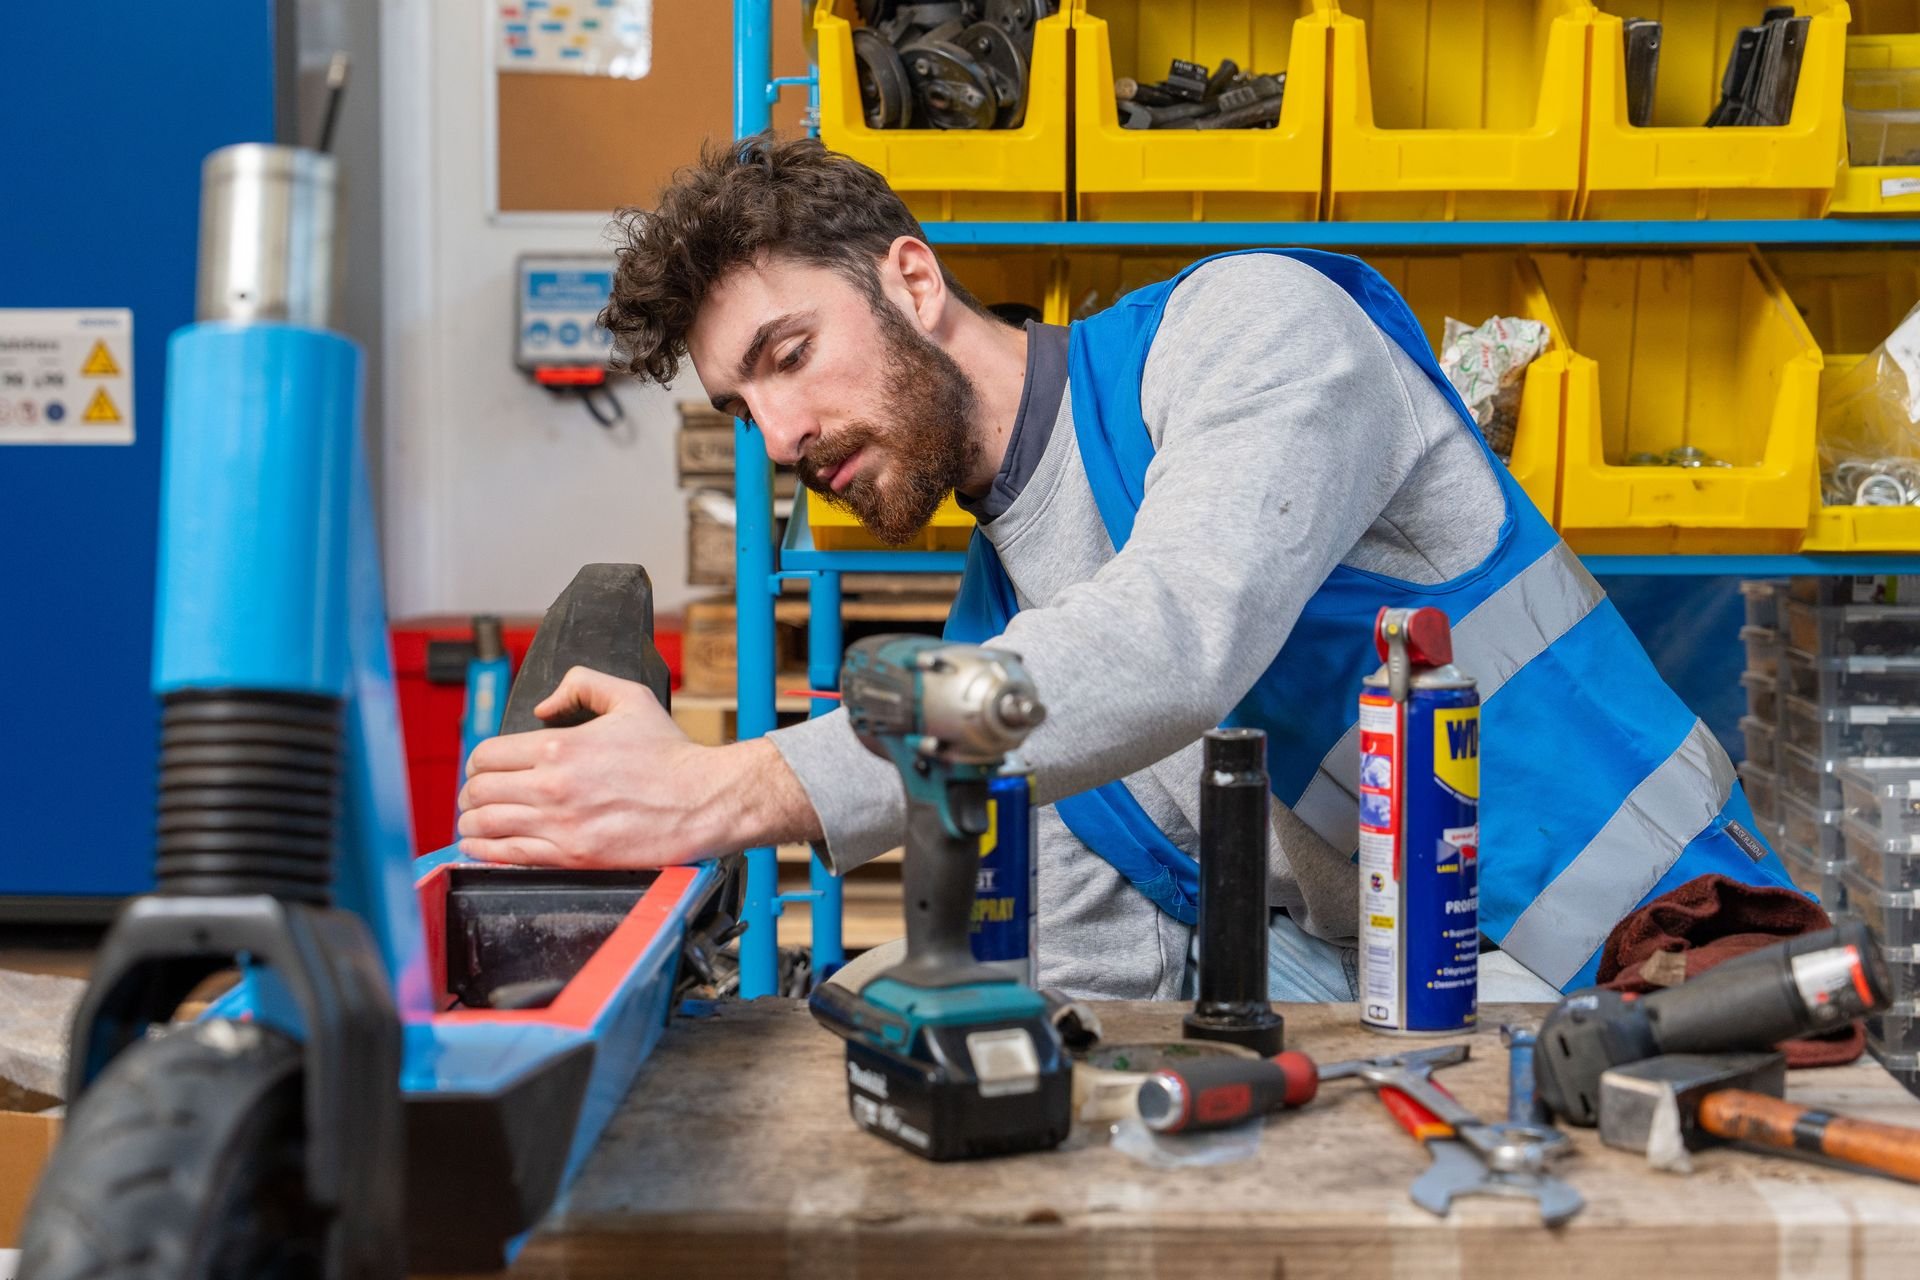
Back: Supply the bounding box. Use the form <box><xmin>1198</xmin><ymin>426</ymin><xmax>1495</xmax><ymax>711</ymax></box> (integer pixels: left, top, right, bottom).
<box><xmin>1374</xmin><ymin>606</ymin><xmax>1455</xmax><ymax>666</ymax></box>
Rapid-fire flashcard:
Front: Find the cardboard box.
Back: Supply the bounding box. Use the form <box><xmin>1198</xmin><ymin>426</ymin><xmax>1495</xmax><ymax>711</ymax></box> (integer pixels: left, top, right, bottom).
<box><xmin>1</xmin><ymin>1086</ymin><xmax>61</xmax><ymax>1252</ymax></box>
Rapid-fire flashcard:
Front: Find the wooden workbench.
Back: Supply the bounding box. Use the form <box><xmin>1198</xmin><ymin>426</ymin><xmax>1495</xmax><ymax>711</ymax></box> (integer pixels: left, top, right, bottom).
<box><xmin>501</xmin><ymin>1001</ymin><xmax>1920</xmax><ymax>1279</ymax></box>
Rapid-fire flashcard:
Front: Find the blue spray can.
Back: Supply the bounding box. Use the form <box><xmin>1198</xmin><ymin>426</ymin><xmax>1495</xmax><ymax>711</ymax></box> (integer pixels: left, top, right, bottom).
<box><xmin>971</xmin><ymin>758</ymin><xmax>1037</xmax><ymax>983</ymax></box>
<box><xmin>1358</xmin><ymin>606</ymin><xmax>1479</xmax><ymax>1035</ymax></box>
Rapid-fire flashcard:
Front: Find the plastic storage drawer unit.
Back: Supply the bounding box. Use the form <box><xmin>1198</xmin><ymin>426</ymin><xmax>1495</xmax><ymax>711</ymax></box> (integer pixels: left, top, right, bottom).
<box><xmin>1784</xmin><ymin>790</ymin><xmax>1846</xmax><ymax>864</ymax></box>
<box><xmin>1323</xmin><ymin>0</ymin><xmax>1591</xmax><ymax>222</ymax></box>
<box><xmin>814</xmin><ymin>0</ymin><xmax>1071</xmax><ymax>221</ymax></box>
<box><xmin>1742</xmin><ymin>715</ymin><xmax>1778</xmax><ymax>770</ymax></box>
<box><xmin>1533</xmin><ymin>251</ymin><xmax>1822</xmax><ymax>556</ymax></box>
<box><xmin>1785</xmin><ymin>601</ymin><xmax>1920</xmax><ymax>658</ymax></box>
<box><xmin>1841</xmin><ymin>763</ymin><xmax>1920</xmax><ymax>842</ymax></box>
<box><xmin>1870</xmin><ymin>1045</ymin><xmax>1920</xmax><ymax>1099</ymax></box>
<box><xmin>1072</xmin><ymin>0</ymin><xmax>1332</xmax><ymax>223</ymax></box>
<box><xmin>1783</xmin><ymin>694</ymin><xmax>1920</xmax><ymax>761</ymax></box>
<box><xmin>1781</xmin><ymin>834</ymin><xmax>1846</xmax><ymax>911</ymax></box>
<box><xmin>1875</xmin><ymin>943</ymin><xmax>1920</xmax><ymax>1004</ymax></box>
<box><xmin>1783</xmin><ymin>648</ymin><xmax>1920</xmax><ymax>707</ymax></box>
<box><xmin>1786</xmin><ymin>574</ymin><xmax>1920</xmax><ymax>606</ymax></box>
<box><xmin>1743</xmin><ymin>625</ymin><xmax>1785</xmax><ymax>678</ymax></box>
<box><xmin>1582</xmin><ymin>0</ymin><xmax>1851</xmax><ymax>221</ymax></box>
<box><xmin>1869</xmin><ymin>1001</ymin><xmax>1920</xmax><ymax>1055</ymax></box>
<box><xmin>1843</xmin><ymin>815</ymin><xmax>1920</xmax><ymax>894</ymax></box>
<box><xmin>1742</xmin><ymin>670</ymin><xmax>1780</xmax><ymax>723</ymax></box>
<box><xmin>1844</xmin><ymin>863</ymin><xmax>1920</xmax><ymax>951</ymax></box>
<box><xmin>1739</xmin><ymin>760</ymin><xmax>1779</xmax><ymax>825</ymax></box>
<box><xmin>1781</xmin><ymin>741</ymin><xmax>1848</xmax><ymax>810</ymax></box>
<box><xmin>1741</xmin><ymin>579</ymin><xmax>1788</xmax><ymax>631</ymax></box>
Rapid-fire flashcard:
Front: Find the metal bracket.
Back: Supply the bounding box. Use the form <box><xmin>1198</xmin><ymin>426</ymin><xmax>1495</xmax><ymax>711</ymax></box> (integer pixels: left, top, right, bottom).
<box><xmin>766</xmin><ymin>73</ymin><xmax>820</xmax><ymax>104</ymax></box>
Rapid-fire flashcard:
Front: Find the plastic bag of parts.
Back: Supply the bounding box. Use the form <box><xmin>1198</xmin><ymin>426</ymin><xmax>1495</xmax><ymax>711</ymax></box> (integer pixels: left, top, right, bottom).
<box><xmin>1438</xmin><ymin>315</ymin><xmax>1550</xmax><ymax>461</ymax></box>
<box><xmin>1820</xmin><ymin>301</ymin><xmax>1920</xmax><ymax>508</ymax></box>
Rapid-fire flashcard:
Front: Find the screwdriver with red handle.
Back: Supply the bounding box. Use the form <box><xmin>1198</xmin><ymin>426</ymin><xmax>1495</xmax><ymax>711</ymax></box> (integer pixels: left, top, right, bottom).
<box><xmin>1136</xmin><ymin>1050</ymin><xmax>1320</xmax><ymax>1133</ymax></box>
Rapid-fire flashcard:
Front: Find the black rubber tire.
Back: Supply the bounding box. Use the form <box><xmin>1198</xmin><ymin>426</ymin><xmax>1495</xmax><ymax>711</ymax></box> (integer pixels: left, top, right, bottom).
<box><xmin>20</xmin><ymin>1020</ymin><xmax>326</xmax><ymax>1280</ymax></box>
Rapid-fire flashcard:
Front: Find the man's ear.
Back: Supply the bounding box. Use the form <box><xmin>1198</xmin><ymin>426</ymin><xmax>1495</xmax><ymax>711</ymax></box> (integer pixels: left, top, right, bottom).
<box><xmin>887</xmin><ymin>236</ymin><xmax>948</xmax><ymax>334</ymax></box>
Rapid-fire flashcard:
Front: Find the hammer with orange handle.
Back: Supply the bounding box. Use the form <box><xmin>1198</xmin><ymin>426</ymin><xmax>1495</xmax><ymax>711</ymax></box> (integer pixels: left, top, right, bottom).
<box><xmin>1600</xmin><ymin>1050</ymin><xmax>1920</xmax><ymax>1182</ymax></box>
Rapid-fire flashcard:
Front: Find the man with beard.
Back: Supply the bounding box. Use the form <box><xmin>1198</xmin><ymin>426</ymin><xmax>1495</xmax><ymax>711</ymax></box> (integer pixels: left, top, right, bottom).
<box><xmin>457</xmin><ymin>135</ymin><xmax>1797</xmax><ymax>1000</ymax></box>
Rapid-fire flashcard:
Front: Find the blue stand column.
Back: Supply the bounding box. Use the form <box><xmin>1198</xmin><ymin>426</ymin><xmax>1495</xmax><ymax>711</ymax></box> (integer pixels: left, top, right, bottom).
<box><xmin>733</xmin><ymin>0</ymin><xmax>781</xmax><ymax>1000</ymax></box>
<box><xmin>806</xmin><ymin>571</ymin><xmax>846</xmax><ymax>979</ymax></box>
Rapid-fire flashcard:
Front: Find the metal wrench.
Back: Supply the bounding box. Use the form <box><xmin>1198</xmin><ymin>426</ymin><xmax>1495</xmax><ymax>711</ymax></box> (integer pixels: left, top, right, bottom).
<box><xmin>1319</xmin><ymin>1044</ymin><xmax>1585</xmax><ymax>1226</ymax></box>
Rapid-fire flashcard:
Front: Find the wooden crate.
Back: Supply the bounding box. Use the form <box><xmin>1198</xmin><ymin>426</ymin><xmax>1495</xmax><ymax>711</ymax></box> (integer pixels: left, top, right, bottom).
<box><xmin>675</xmin><ymin>406</ymin><xmax>798</xmax><ymax>495</ymax></box>
<box><xmin>669</xmin><ymin>690</ymin><xmax>811</xmax><ymax>747</ymax></box>
<box><xmin>681</xmin><ymin>595</ymin><xmax>808</xmax><ymax>696</ymax></box>
<box><xmin>680</xmin><ymin>593</ymin><xmax>954</xmax><ymax>694</ymax></box>
<box><xmin>687</xmin><ymin>493</ymin><xmax>791</xmax><ymax>588</ymax></box>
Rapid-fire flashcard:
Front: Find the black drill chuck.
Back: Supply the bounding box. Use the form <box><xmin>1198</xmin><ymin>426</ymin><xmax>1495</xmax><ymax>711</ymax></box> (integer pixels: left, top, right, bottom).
<box><xmin>1536</xmin><ymin>920</ymin><xmax>1892</xmax><ymax>1126</ymax></box>
<box><xmin>1184</xmin><ymin>729</ymin><xmax>1285</xmax><ymax>1056</ymax></box>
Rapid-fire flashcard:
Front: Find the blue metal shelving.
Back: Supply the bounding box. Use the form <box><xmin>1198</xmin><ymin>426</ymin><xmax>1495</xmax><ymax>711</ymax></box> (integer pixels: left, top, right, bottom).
<box><xmin>732</xmin><ymin>0</ymin><xmax>1920</xmax><ymax>999</ymax></box>
<box><xmin>1587</xmin><ymin>555</ymin><xmax>1920</xmax><ymax>575</ymax></box>
<box><xmin>926</xmin><ymin>219</ymin><xmax>1920</xmax><ymax>247</ymax></box>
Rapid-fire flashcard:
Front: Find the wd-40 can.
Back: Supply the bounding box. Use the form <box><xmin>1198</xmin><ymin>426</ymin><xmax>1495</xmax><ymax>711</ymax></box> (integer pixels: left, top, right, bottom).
<box><xmin>1358</xmin><ymin>606</ymin><xmax>1479</xmax><ymax>1035</ymax></box>
<box><xmin>971</xmin><ymin>759</ymin><xmax>1037</xmax><ymax>983</ymax></box>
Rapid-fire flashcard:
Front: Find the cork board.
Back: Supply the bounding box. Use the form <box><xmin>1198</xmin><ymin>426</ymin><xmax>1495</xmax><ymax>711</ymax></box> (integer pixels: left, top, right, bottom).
<box><xmin>496</xmin><ymin>2</ymin><xmax>812</xmax><ymax>213</ymax></box>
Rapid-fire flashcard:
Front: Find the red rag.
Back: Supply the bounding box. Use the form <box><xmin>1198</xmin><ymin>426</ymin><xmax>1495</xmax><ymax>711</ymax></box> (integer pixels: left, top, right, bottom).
<box><xmin>1596</xmin><ymin>873</ymin><xmax>1864</xmax><ymax>1068</ymax></box>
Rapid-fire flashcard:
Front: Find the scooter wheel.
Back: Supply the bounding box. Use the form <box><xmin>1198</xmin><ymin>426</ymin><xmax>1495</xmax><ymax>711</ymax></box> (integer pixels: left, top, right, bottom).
<box><xmin>20</xmin><ymin>1019</ymin><xmax>323</xmax><ymax>1280</ymax></box>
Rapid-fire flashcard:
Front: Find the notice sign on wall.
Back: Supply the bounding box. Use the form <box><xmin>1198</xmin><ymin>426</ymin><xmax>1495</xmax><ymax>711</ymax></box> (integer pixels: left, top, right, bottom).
<box><xmin>497</xmin><ymin>0</ymin><xmax>652</xmax><ymax>78</ymax></box>
<box><xmin>0</xmin><ymin>309</ymin><xmax>134</xmax><ymax>445</ymax></box>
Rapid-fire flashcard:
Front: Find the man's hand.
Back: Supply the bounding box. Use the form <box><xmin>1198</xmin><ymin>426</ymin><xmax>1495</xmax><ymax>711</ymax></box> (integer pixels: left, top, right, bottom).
<box><xmin>456</xmin><ymin>666</ymin><xmax>819</xmax><ymax>868</ymax></box>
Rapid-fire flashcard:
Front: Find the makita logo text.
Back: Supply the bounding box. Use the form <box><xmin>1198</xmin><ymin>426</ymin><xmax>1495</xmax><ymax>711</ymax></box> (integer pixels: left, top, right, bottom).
<box><xmin>848</xmin><ymin>1061</ymin><xmax>889</xmax><ymax>1098</ymax></box>
<box><xmin>1446</xmin><ymin>718</ymin><xmax>1479</xmax><ymax>761</ymax></box>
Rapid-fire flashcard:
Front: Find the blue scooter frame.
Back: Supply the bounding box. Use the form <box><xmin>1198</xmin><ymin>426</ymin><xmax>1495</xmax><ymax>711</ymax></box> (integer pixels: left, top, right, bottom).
<box><xmin>62</xmin><ymin>144</ymin><xmax>725</xmax><ymax>1275</ymax></box>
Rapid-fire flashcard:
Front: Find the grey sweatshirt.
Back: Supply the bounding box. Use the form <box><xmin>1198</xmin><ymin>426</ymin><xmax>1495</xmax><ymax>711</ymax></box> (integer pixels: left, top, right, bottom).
<box><xmin>769</xmin><ymin>255</ymin><xmax>1506</xmax><ymax>999</ymax></box>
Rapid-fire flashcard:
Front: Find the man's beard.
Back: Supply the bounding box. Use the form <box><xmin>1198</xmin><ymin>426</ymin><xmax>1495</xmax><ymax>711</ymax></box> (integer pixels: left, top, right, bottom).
<box><xmin>796</xmin><ymin>303</ymin><xmax>980</xmax><ymax>546</ymax></box>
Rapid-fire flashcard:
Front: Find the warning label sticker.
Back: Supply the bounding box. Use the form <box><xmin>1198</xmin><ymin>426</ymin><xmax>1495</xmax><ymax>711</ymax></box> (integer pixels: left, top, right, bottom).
<box><xmin>0</xmin><ymin>309</ymin><xmax>134</xmax><ymax>445</ymax></box>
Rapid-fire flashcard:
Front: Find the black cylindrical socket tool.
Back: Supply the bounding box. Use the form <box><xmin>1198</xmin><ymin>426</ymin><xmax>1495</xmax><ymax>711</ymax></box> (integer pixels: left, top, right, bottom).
<box><xmin>1183</xmin><ymin>728</ymin><xmax>1286</xmax><ymax>1056</ymax></box>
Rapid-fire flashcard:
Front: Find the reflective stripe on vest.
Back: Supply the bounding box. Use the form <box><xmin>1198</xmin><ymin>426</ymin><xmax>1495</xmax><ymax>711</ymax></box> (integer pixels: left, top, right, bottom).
<box><xmin>1504</xmin><ymin>718</ymin><xmax>1737</xmax><ymax>988</ymax></box>
<box><xmin>1292</xmin><ymin>541</ymin><xmax>1607</xmax><ymax>851</ymax></box>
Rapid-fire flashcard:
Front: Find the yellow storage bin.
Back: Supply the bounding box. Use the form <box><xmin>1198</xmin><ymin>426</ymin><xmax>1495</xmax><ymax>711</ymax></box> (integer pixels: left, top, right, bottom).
<box><xmin>1851</xmin><ymin>0</ymin><xmax>1920</xmax><ymax>33</ymax></box>
<box><xmin>1833</xmin><ymin>35</ymin><xmax>1920</xmax><ymax>214</ymax></box>
<box><xmin>1582</xmin><ymin>1</ymin><xmax>1850</xmax><ymax>221</ymax></box>
<box><xmin>943</xmin><ymin>248</ymin><xmax>1071</xmax><ymax>326</ymax></box>
<box><xmin>1072</xmin><ymin>0</ymin><xmax>1332</xmax><ymax>222</ymax></box>
<box><xmin>1363</xmin><ymin>254</ymin><xmax>1570</xmax><ymax>520</ymax></box>
<box><xmin>1324</xmin><ymin>0</ymin><xmax>1592</xmax><ymax>222</ymax></box>
<box><xmin>1054</xmin><ymin>249</ymin><xmax>1567</xmax><ymax>518</ymax></box>
<box><xmin>1768</xmin><ymin>249</ymin><xmax>1920</xmax><ymax>355</ymax></box>
<box><xmin>806</xmin><ymin>253</ymin><xmax>1067</xmax><ymax>553</ymax></box>
<box><xmin>807</xmin><ymin>490</ymin><xmax>977</xmax><ymax>551</ymax></box>
<box><xmin>1802</xmin><ymin>354</ymin><xmax>1920</xmax><ymax>548</ymax></box>
<box><xmin>1771</xmin><ymin>251</ymin><xmax>1920</xmax><ymax>548</ymax></box>
<box><xmin>814</xmin><ymin>0</ymin><xmax>1070</xmax><ymax>221</ymax></box>
<box><xmin>1536</xmin><ymin>252</ymin><xmax>1823</xmax><ymax>554</ymax></box>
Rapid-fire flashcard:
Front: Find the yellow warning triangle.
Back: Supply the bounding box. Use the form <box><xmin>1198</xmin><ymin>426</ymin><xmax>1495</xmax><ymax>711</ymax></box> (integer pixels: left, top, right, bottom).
<box><xmin>83</xmin><ymin>387</ymin><xmax>122</xmax><ymax>424</ymax></box>
<box><xmin>80</xmin><ymin>340</ymin><xmax>119</xmax><ymax>377</ymax></box>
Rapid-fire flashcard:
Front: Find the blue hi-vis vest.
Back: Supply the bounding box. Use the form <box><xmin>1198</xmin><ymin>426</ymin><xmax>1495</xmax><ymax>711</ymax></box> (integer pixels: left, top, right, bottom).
<box><xmin>944</xmin><ymin>249</ymin><xmax>1796</xmax><ymax>992</ymax></box>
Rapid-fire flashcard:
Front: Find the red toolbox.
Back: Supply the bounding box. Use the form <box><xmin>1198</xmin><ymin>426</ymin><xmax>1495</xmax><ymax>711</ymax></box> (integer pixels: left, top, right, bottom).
<box><xmin>390</xmin><ymin>617</ymin><xmax>684</xmax><ymax>854</ymax></box>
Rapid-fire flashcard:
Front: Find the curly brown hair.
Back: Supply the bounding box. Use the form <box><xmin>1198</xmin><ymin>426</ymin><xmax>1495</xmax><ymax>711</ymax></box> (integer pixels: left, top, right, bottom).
<box><xmin>599</xmin><ymin>133</ymin><xmax>982</xmax><ymax>386</ymax></box>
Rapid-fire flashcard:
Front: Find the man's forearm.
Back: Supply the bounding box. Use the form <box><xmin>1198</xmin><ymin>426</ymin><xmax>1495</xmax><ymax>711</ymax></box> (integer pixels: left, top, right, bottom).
<box><xmin>710</xmin><ymin>737</ymin><xmax>825</xmax><ymax>851</ymax></box>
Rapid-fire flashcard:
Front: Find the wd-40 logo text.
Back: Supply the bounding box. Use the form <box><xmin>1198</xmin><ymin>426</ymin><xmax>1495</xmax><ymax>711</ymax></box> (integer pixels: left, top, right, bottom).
<box><xmin>1432</xmin><ymin>706</ymin><xmax>1480</xmax><ymax>803</ymax></box>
